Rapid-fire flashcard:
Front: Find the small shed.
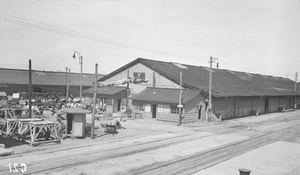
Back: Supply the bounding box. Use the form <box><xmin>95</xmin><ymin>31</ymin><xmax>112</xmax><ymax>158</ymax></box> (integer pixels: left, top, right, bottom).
<box><xmin>132</xmin><ymin>87</ymin><xmax>205</xmax><ymax>122</ymax></box>
<box><xmin>60</xmin><ymin>108</ymin><xmax>90</xmax><ymax>138</ymax></box>
<box><xmin>83</xmin><ymin>86</ymin><xmax>128</xmax><ymax>113</ymax></box>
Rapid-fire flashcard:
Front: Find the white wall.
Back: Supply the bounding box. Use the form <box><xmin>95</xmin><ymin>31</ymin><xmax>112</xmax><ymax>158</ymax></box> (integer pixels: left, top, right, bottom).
<box><xmin>103</xmin><ymin>63</ymin><xmax>180</xmax><ymax>95</ymax></box>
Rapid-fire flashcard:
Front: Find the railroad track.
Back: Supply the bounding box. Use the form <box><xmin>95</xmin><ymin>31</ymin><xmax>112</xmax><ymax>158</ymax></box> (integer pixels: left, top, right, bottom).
<box><xmin>0</xmin><ymin>117</ymin><xmax>299</xmax><ymax>175</ymax></box>
<box><xmin>125</xmin><ymin>125</ymin><xmax>298</xmax><ymax>175</ymax></box>
<box><xmin>0</xmin><ymin>131</ymin><xmax>224</xmax><ymax>174</ymax></box>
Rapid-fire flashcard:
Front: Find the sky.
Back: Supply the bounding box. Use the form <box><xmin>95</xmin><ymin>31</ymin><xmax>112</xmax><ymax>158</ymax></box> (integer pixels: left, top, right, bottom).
<box><xmin>0</xmin><ymin>0</ymin><xmax>299</xmax><ymax>80</ymax></box>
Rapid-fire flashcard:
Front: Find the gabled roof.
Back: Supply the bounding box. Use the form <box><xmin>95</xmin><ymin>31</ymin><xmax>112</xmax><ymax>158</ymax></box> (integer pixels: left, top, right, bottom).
<box><xmin>99</xmin><ymin>58</ymin><xmax>300</xmax><ymax>97</ymax></box>
<box><xmin>0</xmin><ymin>68</ymin><xmax>104</xmax><ymax>86</ymax></box>
<box><xmin>132</xmin><ymin>87</ymin><xmax>201</xmax><ymax>105</ymax></box>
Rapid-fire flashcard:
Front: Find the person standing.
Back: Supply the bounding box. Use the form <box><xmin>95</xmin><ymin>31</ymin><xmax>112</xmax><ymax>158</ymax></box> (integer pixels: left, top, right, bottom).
<box><xmin>103</xmin><ymin>102</ymin><xmax>107</xmax><ymax>112</ymax></box>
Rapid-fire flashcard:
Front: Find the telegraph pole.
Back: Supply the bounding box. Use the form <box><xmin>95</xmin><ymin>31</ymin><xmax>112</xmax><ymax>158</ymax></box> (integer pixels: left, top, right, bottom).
<box><xmin>208</xmin><ymin>56</ymin><xmax>218</xmax><ymax>121</ymax></box>
<box><xmin>65</xmin><ymin>67</ymin><xmax>70</xmax><ymax>101</ymax></box>
<box><xmin>178</xmin><ymin>71</ymin><xmax>183</xmax><ymax>126</ymax></box>
<box><xmin>65</xmin><ymin>67</ymin><xmax>68</xmax><ymax>85</ymax></box>
<box><xmin>73</xmin><ymin>51</ymin><xmax>83</xmax><ymax>107</ymax></box>
<box><xmin>126</xmin><ymin>70</ymin><xmax>130</xmax><ymax>118</ymax></box>
<box><xmin>67</xmin><ymin>68</ymin><xmax>71</xmax><ymax>101</ymax></box>
<box><xmin>294</xmin><ymin>72</ymin><xmax>298</xmax><ymax>93</ymax></box>
<box><xmin>29</xmin><ymin>59</ymin><xmax>32</xmax><ymax>118</ymax></box>
<box><xmin>153</xmin><ymin>72</ymin><xmax>156</xmax><ymax>88</ymax></box>
<box><xmin>91</xmin><ymin>63</ymin><xmax>98</xmax><ymax>139</ymax></box>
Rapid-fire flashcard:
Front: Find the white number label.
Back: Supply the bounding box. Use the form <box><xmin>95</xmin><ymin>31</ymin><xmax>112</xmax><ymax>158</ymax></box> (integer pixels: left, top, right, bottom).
<box><xmin>8</xmin><ymin>163</ymin><xmax>27</xmax><ymax>173</ymax></box>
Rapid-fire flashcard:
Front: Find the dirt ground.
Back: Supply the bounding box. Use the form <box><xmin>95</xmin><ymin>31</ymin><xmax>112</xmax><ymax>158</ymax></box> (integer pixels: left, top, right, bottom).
<box><xmin>2</xmin><ymin>108</ymin><xmax>299</xmax><ymax>155</ymax></box>
<box><xmin>1</xmin><ymin>109</ymin><xmax>300</xmax><ymax>175</ymax></box>
<box><xmin>1</xmin><ymin>109</ymin><xmax>199</xmax><ymax>154</ymax></box>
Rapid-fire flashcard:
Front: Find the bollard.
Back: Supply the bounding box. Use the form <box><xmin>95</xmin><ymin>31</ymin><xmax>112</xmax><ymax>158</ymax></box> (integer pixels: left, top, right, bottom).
<box><xmin>239</xmin><ymin>168</ymin><xmax>251</xmax><ymax>175</ymax></box>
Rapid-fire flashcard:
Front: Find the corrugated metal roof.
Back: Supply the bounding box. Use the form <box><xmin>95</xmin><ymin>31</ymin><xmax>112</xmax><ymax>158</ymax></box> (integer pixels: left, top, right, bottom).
<box><xmin>132</xmin><ymin>87</ymin><xmax>201</xmax><ymax>104</ymax></box>
<box><xmin>0</xmin><ymin>68</ymin><xmax>104</xmax><ymax>86</ymax></box>
<box><xmin>83</xmin><ymin>86</ymin><xmax>127</xmax><ymax>96</ymax></box>
<box><xmin>99</xmin><ymin>58</ymin><xmax>300</xmax><ymax>97</ymax></box>
<box><xmin>141</xmin><ymin>59</ymin><xmax>299</xmax><ymax>97</ymax></box>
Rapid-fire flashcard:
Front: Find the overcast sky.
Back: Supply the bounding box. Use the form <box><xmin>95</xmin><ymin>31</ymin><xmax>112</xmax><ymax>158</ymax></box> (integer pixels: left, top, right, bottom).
<box><xmin>0</xmin><ymin>0</ymin><xmax>299</xmax><ymax>80</ymax></box>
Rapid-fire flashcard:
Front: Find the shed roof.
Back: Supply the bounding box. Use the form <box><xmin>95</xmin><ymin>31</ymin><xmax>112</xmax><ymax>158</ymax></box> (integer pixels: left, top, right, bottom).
<box><xmin>99</xmin><ymin>58</ymin><xmax>300</xmax><ymax>97</ymax></box>
<box><xmin>131</xmin><ymin>87</ymin><xmax>201</xmax><ymax>105</ymax></box>
<box><xmin>0</xmin><ymin>68</ymin><xmax>104</xmax><ymax>86</ymax></box>
<box><xmin>60</xmin><ymin>108</ymin><xmax>91</xmax><ymax>114</ymax></box>
<box><xmin>83</xmin><ymin>86</ymin><xmax>127</xmax><ymax>99</ymax></box>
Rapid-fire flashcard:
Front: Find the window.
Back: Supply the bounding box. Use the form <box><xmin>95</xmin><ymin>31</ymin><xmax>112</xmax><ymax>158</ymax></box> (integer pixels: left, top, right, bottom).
<box><xmin>134</xmin><ymin>103</ymin><xmax>144</xmax><ymax>111</ymax></box>
<box><xmin>103</xmin><ymin>98</ymin><xmax>112</xmax><ymax>105</ymax></box>
<box><xmin>158</xmin><ymin>104</ymin><xmax>170</xmax><ymax>113</ymax></box>
<box><xmin>170</xmin><ymin>105</ymin><xmax>179</xmax><ymax>114</ymax></box>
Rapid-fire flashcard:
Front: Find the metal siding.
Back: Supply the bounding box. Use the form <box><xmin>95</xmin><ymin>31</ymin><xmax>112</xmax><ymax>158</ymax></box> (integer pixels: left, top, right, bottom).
<box><xmin>183</xmin><ymin>94</ymin><xmax>205</xmax><ymax>121</ymax></box>
<box><xmin>183</xmin><ymin>108</ymin><xmax>197</xmax><ymax>122</ymax></box>
<box><xmin>156</xmin><ymin>112</ymin><xmax>178</xmax><ymax>122</ymax></box>
<box><xmin>235</xmin><ymin>98</ymin><xmax>252</xmax><ymax>117</ymax></box>
<box><xmin>214</xmin><ymin>98</ymin><xmax>228</xmax><ymax>119</ymax></box>
<box><xmin>252</xmin><ymin>97</ymin><xmax>264</xmax><ymax>114</ymax></box>
<box><xmin>269</xmin><ymin>97</ymin><xmax>280</xmax><ymax>112</ymax></box>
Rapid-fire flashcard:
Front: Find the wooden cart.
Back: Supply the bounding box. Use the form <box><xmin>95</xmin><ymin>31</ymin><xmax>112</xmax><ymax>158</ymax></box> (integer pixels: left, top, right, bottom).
<box><xmin>27</xmin><ymin>121</ymin><xmax>60</xmax><ymax>147</ymax></box>
<box><xmin>17</xmin><ymin>118</ymin><xmax>43</xmax><ymax>140</ymax></box>
<box><xmin>1</xmin><ymin>118</ymin><xmax>18</xmax><ymax>137</ymax></box>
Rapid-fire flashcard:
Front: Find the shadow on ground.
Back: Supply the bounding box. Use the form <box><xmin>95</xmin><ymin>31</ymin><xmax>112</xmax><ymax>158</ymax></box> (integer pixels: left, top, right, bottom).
<box><xmin>0</xmin><ymin>135</ymin><xmax>27</xmax><ymax>148</ymax></box>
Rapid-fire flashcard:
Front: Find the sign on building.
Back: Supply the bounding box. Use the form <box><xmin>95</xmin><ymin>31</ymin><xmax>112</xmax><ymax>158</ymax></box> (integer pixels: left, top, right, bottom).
<box><xmin>133</xmin><ymin>72</ymin><xmax>145</xmax><ymax>80</ymax></box>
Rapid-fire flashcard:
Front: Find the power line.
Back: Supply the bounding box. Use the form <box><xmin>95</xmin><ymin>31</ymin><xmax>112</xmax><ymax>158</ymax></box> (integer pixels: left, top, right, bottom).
<box><xmin>0</xmin><ymin>12</ymin><xmax>208</xmax><ymax>61</ymax></box>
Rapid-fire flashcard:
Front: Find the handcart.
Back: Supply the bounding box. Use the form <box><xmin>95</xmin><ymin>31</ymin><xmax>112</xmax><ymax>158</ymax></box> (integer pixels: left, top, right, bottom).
<box><xmin>100</xmin><ymin>120</ymin><xmax>125</xmax><ymax>135</ymax></box>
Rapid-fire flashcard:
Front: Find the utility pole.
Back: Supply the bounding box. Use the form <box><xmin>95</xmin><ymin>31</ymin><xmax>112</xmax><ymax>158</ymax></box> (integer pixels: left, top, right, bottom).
<box><xmin>73</xmin><ymin>51</ymin><xmax>83</xmax><ymax>107</ymax></box>
<box><xmin>153</xmin><ymin>72</ymin><xmax>156</xmax><ymax>88</ymax></box>
<box><xmin>65</xmin><ymin>67</ymin><xmax>69</xmax><ymax>100</ymax></box>
<box><xmin>29</xmin><ymin>59</ymin><xmax>32</xmax><ymax>118</ymax></box>
<box><xmin>294</xmin><ymin>72</ymin><xmax>298</xmax><ymax>93</ymax></box>
<box><xmin>208</xmin><ymin>56</ymin><xmax>218</xmax><ymax>121</ymax></box>
<box><xmin>91</xmin><ymin>63</ymin><xmax>98</xmax><ymax>139</ymax></box>
<box><xmin>66</xmin><ymin>68</ymin><xmax>71</xmax><ymax>101</ymax></box>
<box><xmin>178</xmin><ymin>71</ymin><xmax>183</xmax><ymax>126</ymax></box>
<box><xmin>126</xmin><ymin>70</ymin><xmax>130</xmax><ymax>118</ymax></box>
<box><xmin>65</xmin><ymin>67</ymin><xmax>68</xmax><ymax>85</ymax></box>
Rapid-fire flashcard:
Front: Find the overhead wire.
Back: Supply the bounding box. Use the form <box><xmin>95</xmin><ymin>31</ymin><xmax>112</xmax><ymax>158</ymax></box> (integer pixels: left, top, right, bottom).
<box><xmin>0</xmin><ymin>12</ymin><xmax>208</xmax><ymax>61</ymax></box>
<box><xmin>1</xmin><ymin>13</ymin><xmax>285</xmax><ymax>76</ymax></box>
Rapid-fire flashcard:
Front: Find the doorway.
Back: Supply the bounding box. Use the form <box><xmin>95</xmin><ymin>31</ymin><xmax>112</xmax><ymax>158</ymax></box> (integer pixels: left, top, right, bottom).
<box><xmin>66</xmin><ymin>114</ymin><xmax>73</xmax><ymax>134</ymax></box>
<box><xmin>264</xmin><ymin>98</ymin><xmax>269</xmax><ymax>113</ymax></box>
<box><xmin>152</xmin><ymin>104</ymin><xmax>157</xmax><ymax>118</ymax></box>
<box><xmin>117</xmin><ymin>99</ymin><xmax>121</xmax><ymax>111</ymax></box>
<box><xmin>198</xmin><ymin>106</ymin><xmax>202</xmax><ymax>120</ymax></box>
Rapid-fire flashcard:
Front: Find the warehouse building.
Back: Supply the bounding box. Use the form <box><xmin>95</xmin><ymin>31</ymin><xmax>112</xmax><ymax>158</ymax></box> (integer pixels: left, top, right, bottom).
<box><xmin>0</xmin><ymin>68</ymin><xmax>104</xmax><ymax>97</ymax></box>
<box><xmin>93</xmin><ymin>58</ymin><xmax>300</xmax><ymax>122</ymax></box>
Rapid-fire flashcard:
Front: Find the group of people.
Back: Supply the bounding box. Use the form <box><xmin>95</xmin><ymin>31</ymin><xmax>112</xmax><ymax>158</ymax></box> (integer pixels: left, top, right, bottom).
<box><xmin>95</xmin><ymin>101</ymin><xmax>107</xmax><ymax>114</ymax></box>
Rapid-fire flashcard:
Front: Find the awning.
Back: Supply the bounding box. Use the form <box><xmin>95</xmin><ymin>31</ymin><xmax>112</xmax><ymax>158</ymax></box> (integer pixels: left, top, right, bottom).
<box><xmin>132</xmin><ymin>87</ymin><xmax>201</xmax><ymax>105</ymax></box>
<box><xmin>83</xmin><ymin>86</ymin><xmax>127</xmax><ymax>99</ymax></box>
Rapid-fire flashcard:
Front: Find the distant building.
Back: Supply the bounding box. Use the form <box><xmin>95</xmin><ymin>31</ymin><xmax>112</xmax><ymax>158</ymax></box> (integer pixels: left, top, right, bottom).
<box><xmin>0</xmin><ymin>68</ymin><xmax>104</xmax><ymax>97</ymax></box>
<box><xmin>85</xmin><ymin>58</ymin><xmax>300</xmax><ymax>122</ymax></box>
